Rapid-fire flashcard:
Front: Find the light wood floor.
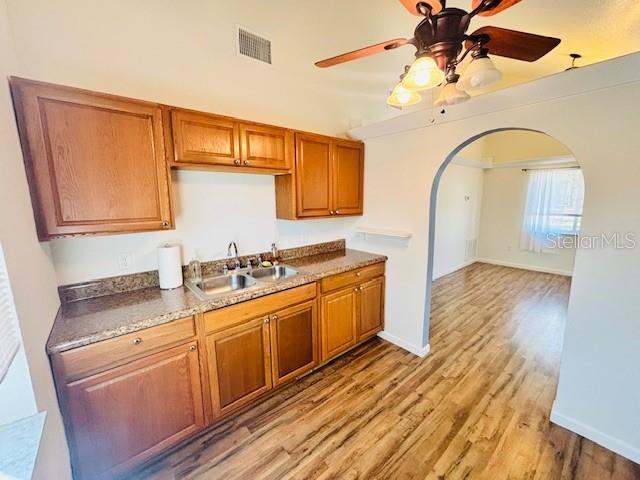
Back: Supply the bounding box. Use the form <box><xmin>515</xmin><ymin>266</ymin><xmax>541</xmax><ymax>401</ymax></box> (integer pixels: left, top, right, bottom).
<box><xmin>136</xmin><ymin>263</ymin><xmax>639</xmax><ymax>479</ymax></box>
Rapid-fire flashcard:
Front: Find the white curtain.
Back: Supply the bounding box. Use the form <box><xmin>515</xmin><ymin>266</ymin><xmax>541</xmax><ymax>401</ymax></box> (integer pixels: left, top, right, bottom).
<box><xmin>520</xmin><ymin>168</ymin><xmax>585</xmax><ymax>253</ymax></box>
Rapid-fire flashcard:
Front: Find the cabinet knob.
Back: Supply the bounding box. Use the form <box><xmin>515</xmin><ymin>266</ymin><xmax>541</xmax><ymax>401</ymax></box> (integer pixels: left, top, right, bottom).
<box><xmin>354</xmin><ymin>287</ymin><xmax>359</xmax><ymax>292</ymax></box>
<box><xmin>133</xmin><ymin>337</ymin><xmax>142</xmax><ymax>345</ymax></box>
<box><xmin>271</xmin><ymin>315</ymin><xmax>278</xmax><ymax>321</ymax></box>
<box><xmin>234</xmin><ymin>159</ymin><xmax>241</xmax><ymax>165</ymax></box>
<box><xmin>335</xmin><ymin>210</ymin><xmax>340</xmax><ymax>214</ymax></box>
<box><xmin>356</xmin><ymin>272</ymin><xmax>361</xmax><ymax>277</ymax></box>
<box><xmin>189</xmin><ymin>345</ymin><xmax>197</xmax><ymax>352</ymax></box>
<box><xmin>243</xmin><ymin>160</ymin><xmax>250</xmax><ymax>166</ymax></box>
<box><xmin>330</xmin><ymin>210</ymin><xmax>335</xmax><ymax>215</ymax></box>
<box><xmin>264</xmin><ymin>317</ymin><xmax>270</xmax><ymax>324</ymax></box>
<box><xmin>162</xmin><ymin>220</ymin><xmax>169</xmax><ymax>227</ymax></box>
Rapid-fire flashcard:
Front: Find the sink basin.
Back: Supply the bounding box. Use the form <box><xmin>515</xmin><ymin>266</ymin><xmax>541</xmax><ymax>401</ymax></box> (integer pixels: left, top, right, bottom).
<box><xmin>186</xmin><ymin>273</ymin><xmax>256</xmax><ymax>298</ymax></box>
<box><xmin>250</xmin><ymin>265</ymin><xmax>298</xmax><ymax>281</ymax></box>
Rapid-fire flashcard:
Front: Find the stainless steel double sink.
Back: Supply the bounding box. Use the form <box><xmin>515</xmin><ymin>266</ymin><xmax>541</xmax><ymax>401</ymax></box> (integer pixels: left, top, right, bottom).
<box><xmin>185</xmin><ymin>265</ymin><xmax>299</xmax><ymax>299</ymax></box>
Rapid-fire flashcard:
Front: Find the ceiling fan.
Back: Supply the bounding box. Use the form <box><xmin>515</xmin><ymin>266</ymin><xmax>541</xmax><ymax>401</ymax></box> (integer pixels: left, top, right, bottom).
<box><xmin>315</xmin><ymin>0</ymin><xmax>561</xmax><ymax>108</ymax></box>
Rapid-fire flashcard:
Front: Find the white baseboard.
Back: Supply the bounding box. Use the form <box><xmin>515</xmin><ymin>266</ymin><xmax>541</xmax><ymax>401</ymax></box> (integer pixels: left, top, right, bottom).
<box><xmin>433</xmin><ymin>259</ymin><xmax>477</xmax><ymax>280</ymax></box>
<box><xmin>550</xmin><ymin>408</ymin><xmax>640</xmax><ymax>464</ymax></box>
<box><xmin>476</xmin><ymin>258</ymin><xmax>573</xmax><ymax>277</ymax></box>
<box><xmin>377</xmin><ymin>331</ymin><xmax>431</xmax><ymax>358</ymax></box>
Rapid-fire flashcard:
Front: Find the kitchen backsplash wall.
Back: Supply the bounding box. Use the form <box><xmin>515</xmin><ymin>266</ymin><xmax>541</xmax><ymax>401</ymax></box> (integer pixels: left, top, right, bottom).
<box><xmin>57</xmin><ymin>239</ymin><xmax>347</xmax><ymax>303</ymax></box>
<box><xmin>49</xmin><ymin>169</ymin><xmax>358</xmax><ymax>285</ymax></box>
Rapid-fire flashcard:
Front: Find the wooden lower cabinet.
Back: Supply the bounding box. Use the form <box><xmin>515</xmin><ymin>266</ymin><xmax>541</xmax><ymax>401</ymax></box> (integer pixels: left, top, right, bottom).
<box><xmin>206</xmin><ymin>317</ymin><xmax>273</xmax><ymax>418</ymax></box>
<box><xmin>270</xmin><ymin>300</ymin><xmax>317</xmax><ymax>386</ymax></box>
<box><xmin>52</xmin><ymin>270</ymin><xmax>384</xmax><ymax>478</ymax></box>
<box><xmin>64</xmin><ymin>341</ymin><xmax>204</xmax><ymax>480</ymax></box>
<box><xmin>320</xmin><ymin>288</ymin><xmax>358</xmax><ymax>361</ymax></box>
<box><xmin>357</xmin><ymin>277</ymin><xmax>385</xmax><ymax>341</ymax></box>
<box><xmin>205</xmin><ymin>299</ymin><xmax>319</xmax><ymax>418</ymax></box>
<box><xmin>320</xmin><ymin>269</ymin><xmax>385</xmax><ymax>362</ymax></box>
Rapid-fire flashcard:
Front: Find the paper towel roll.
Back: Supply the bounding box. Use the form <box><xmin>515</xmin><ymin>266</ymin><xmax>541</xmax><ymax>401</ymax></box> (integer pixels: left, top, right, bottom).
<box><xmin>157</xmin><ymin>243</ymin><xmax>183</xmax><ymax>289</ymax></box>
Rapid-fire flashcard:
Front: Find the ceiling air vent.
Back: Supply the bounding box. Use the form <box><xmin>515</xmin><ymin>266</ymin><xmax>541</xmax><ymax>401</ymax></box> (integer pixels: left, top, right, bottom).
<box><xmin>237</xmin><ymin>27</ymin><xmax>272</xmax><ymax>64</ymax></box>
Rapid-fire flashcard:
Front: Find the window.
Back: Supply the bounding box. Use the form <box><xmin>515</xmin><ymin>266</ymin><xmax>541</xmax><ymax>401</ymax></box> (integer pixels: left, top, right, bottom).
<box><xmin>520</xmin><ymin>168</ymin><xmax>585</xmax><ymax>253</ymax></box>
<box><xmin>0</xmin><ymin>243</ymin><xmax>21</xmax><ymax>383</ymax></box>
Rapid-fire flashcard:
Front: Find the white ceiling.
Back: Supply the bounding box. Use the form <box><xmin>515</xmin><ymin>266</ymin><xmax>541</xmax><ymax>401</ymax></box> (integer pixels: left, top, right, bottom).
<box><xmin>305</xmin><ymin>0</ymin><xmax>640</xmax><ymax>118</ymax></box>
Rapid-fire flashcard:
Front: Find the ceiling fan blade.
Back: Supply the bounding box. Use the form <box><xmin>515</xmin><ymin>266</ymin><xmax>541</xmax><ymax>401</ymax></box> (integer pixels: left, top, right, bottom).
<box><xmin>471</xmin><ymin>0</ymin><xmax>522</xmax><ymax>16</ymax></box>
<box><xmin>399</xmin><ymin>0</ymin><xmax>443</xmax><ymax>16</ymax></box>
<box><xmin>315</xmin><ymin>38</ymin><xmax>412</xmax><ymax>68</ymax></box>
<box><xmin>465</xmin><ymin>26</ymin><xmax>561</xmax><ymax>62</ymax></box>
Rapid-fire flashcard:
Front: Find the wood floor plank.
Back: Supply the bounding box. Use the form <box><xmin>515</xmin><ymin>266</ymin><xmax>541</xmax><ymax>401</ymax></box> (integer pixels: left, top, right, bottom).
<box><xmin>134</xmin><ymin>263</ymin><xmax>640</xmax><ymax>480</ymax></box>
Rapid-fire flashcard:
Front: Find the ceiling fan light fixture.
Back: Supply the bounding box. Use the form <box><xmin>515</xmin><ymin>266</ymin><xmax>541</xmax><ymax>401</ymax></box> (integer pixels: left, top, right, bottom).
<box><xmin>401</xmin><ymin>55</ymin><xmax>445</xmax><ymax>92</ymax></box>
<box><xmin>434</xmin><ymin>78</ymin><xmax>470</xmax><ymax>107</ymax></box>
<box><xmin>387</xmin><ymin>81</ymin><xmax>422</xmax><ymax>108</ymax></box>
<box><xmin>458</xmin><ymin>53</ymin><xmax>502</xmax><ymax>91</ymax></box>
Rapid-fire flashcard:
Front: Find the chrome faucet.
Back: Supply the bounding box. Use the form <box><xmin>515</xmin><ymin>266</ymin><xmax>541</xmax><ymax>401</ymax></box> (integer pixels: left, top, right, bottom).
<box><xmin>227</xmin><ymin>242</ymin><xmax>241</xmax><ymax>270</ymax></box>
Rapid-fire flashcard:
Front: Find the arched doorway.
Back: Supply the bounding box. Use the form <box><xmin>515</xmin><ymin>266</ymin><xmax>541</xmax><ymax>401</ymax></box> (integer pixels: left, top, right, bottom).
<box><xmin>423</xmin><ymin>128</ymin><xmax>583</xmax><ymax>346</ymax></box>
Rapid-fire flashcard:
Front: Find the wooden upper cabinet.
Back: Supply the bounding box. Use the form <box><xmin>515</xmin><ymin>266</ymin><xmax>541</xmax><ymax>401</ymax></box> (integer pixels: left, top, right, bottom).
<box><xmin>171</xmin><ymin>109</ymin><xmax>240</xmax><ymax>167</ymax></box>
<box><xmin>269</xmin><ymin>300</ymin><xmax>317</xmax><ymax>386</ymax></box>
<box><xmin>10</xmin><ymin>78</ymin><xmax>173</xmax><ymax>240</ymax></box>
<box><xmin>295</xmin><ymin>133</ymin><xmax>333</xmax><ymax>217</ymax></box>
<box><xmin>206</xmin><ymin>317</ymin><xmax>272</xmax><ymax>419</ymax></box>
<box><xmin>239</xmin><ymin>123</ymin><xmax>293</xmax><ymax>171</ymax></box>
<box><xmin>275</xmin><ymin>133</ymin><xmax>364</xmax><ymax>220</ymax></box>
<box><xmin>169</xmin><ymin>109</ymin><xmax>292</xmax><ymax>173</ymax></box>
<box><xmin>333</xmin><ymin>140</ymin><xmax>364</xmax><ymax>216</ymax></box>
<box><xmin>64</xmin><ymin>342</ymin><xmax>204</xmax><ymax>480</ymax></box>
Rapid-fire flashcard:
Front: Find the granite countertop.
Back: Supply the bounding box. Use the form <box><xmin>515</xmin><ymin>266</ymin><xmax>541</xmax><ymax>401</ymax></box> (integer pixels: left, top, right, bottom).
<box><xmin>47</xmin><ymin>248</ymin><xmax>386</xmax><ymax>354</ymax></box>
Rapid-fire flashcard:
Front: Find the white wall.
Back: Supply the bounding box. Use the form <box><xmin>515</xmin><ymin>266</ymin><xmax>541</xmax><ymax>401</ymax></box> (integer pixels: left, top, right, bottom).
<box><xmin>4</xmin><ymin>0</ymin><xmax>390</xmax><ymax>137</ymax></box>
<box><xmin>477</xmin><ymin>167</ymin><xmax>577</xmax><ymax>275</ymax></box>
<box><xmin>0</xmin><ymin>0</ymin><xmax>71</xmax><ymax>477</ymax></box>
<box><xmin>349</xmin><ymin>53</ymin><xmax>640</xmax><ymax>463</ymax></box>
<box><xmin>432</xmin><ymin>164</ymin><xmax>484</xmax><ymax>279</ymax></box>
<box><xmin>51</xmin><ymin>170</ymin><xmax>354</xmax><ymax>284</ymax></box>
<box><xmin>457</xmin><ymin>129</ymin><xmax>573</xmax><ymax>164</ymax></box>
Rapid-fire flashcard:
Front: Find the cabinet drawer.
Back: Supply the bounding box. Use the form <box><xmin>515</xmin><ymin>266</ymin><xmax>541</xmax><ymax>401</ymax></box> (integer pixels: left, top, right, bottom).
<box><xmin>321</xmin><ymin>263</ymin><xmax>385</xmax><ymax>293</ymax></box>
<box><xmin>204</xmin><ymin>283</ymin><xmax>316</xmax><ymax>333</ymax></box>
<box><xmin>58</xmin><ymin>316</ymin><xmax>196</xmax><ymax>380</ymax></box>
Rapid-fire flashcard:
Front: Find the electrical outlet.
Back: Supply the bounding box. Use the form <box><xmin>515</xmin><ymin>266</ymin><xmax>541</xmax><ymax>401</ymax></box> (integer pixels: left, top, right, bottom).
<box><xmin>118</xmin><ymin>252</ymin><xmax>133</xmax><ymax>270</ymax></box>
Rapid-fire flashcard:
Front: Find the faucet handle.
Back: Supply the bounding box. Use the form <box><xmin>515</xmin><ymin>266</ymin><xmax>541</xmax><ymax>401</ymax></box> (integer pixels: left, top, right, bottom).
<box><xmin>223</xmin><ymin>264</ymin><xmax>229</xmax><ymax>275</ymax></box>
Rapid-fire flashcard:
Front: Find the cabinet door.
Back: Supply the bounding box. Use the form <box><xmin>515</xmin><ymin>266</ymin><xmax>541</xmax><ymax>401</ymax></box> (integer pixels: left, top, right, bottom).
<box><xmin>239</xmin><ymin>123</ymin><xmax>293</xmax><ymax>171</ymax></box>
<box><xmin>357</xmin><ymin>277</ymin><xmax>385</xmax><ymax>341</ymax></box>
<box><xmin>320</xmin><ymin>288</ymin><xmax>357</xmax><ymax>362</ymax></box>
<box><xmin>333</xmin><ymin>140</ymin><xmax>364</xmax><ymax>216</ymax></box>
<box><xmin>171</xmin><ymin>109</ymin><xmax>240</xmax><ymax>166</ymax></box>
<box><xmin>206</xmin><ymin>317</ymin><xmax>272</xmax><ymax>418</ymax></box>
<box><xmin>10</xmin><ymin>78</ymin><xmax>173</xmax><ymax>239</ymax></box>
<box><xmin>295</xmin><ymin>133</ymin><xmax>333</xmax><ymax>217</ymax></box>
<box><xmin>64</xmin><ymin>342</ymin><xmax>204</xmax><ymax>480</ymax></box>
<box><xmin>270</xmin><ymin>300</ymin><xmax>317</xmax><ymax>386</ymax></box>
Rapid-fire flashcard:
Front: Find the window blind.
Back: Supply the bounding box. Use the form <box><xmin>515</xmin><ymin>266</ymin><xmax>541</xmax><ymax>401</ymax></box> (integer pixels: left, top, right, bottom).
<box><xmin>0</xmin><ymin>243</ymin><xmax>20</xmax><ymax>383</ymax></box>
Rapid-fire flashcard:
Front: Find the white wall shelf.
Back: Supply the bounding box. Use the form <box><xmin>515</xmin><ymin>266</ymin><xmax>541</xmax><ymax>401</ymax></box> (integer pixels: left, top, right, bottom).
<box><xmin>355</xmin><ymin>227</ymin><xmax>413</xmax><ymax>239</ymax></box>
